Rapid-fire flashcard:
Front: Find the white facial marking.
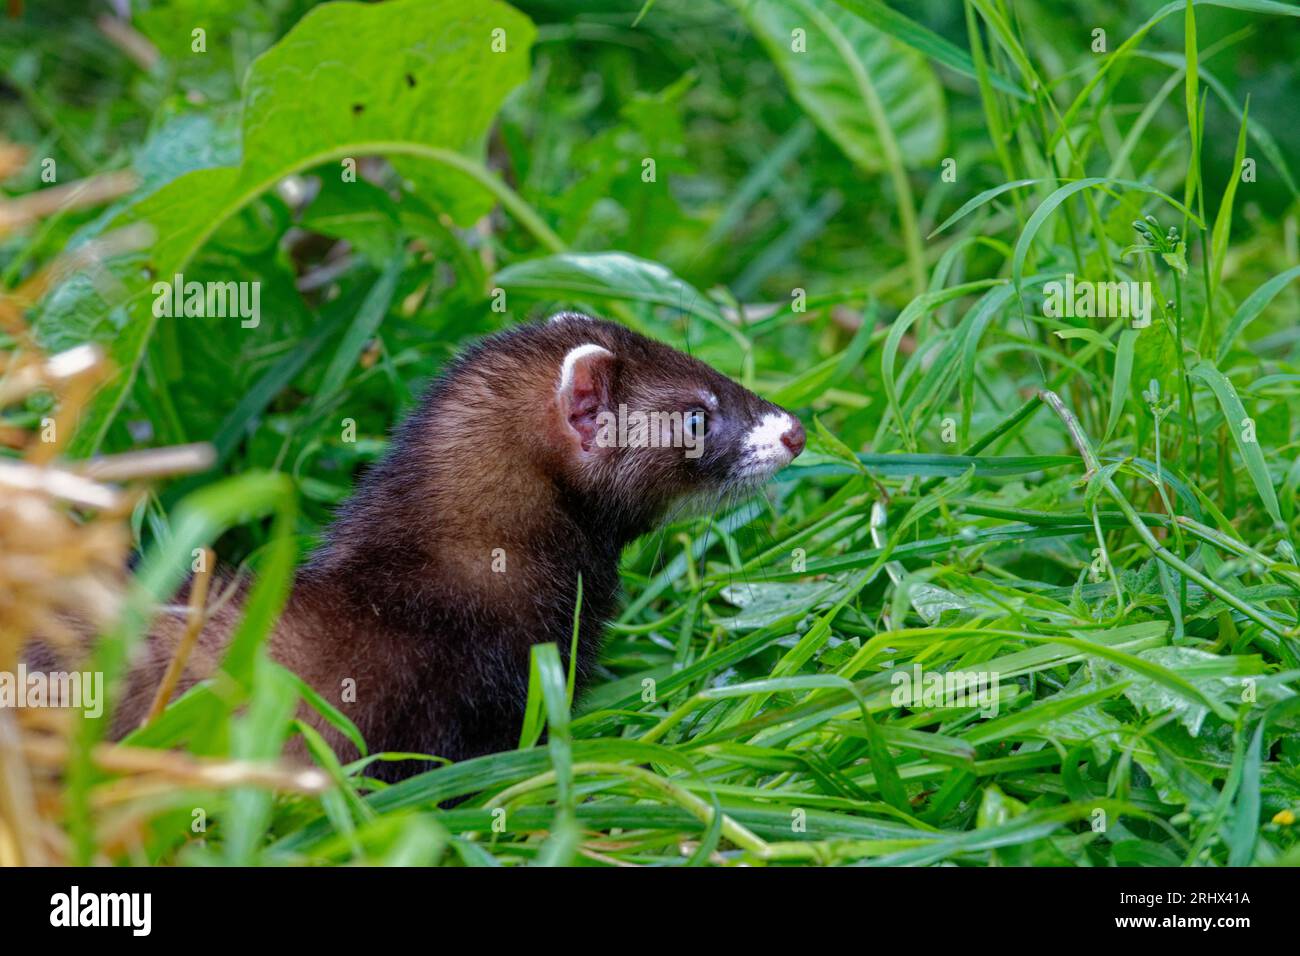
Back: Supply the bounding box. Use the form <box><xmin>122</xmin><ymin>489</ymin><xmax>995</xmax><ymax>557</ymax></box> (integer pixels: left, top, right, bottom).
<box><xmin>558</xmin><ymin>343</ymin><xmax>613</xmax><ymax>393</ymax></box>
<box><xmin>731</xmin><ymin>411</ymin><xmax>796</xmax><ymax>482</ymax></box>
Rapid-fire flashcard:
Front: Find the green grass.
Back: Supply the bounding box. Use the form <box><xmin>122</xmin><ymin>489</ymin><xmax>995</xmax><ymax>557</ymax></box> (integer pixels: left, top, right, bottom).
<box><xmin>3</xmin><ymin>0</ymin><xmax>1300</xmax><ymax>866</ymax></box>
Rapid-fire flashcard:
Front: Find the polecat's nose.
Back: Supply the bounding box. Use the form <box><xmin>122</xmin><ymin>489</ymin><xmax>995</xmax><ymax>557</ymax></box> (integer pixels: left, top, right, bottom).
<box><xmin>781</xmin><ymin>418</ymin><xmax>805</xmax><ymax>457</ymax></box>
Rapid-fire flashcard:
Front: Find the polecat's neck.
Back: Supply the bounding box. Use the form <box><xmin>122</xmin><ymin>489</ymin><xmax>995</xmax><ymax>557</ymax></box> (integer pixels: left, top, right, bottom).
<box><xmin>294</xmin><ymin>393</ymin><xmax>638</xmax><ymax>640</ymax></box>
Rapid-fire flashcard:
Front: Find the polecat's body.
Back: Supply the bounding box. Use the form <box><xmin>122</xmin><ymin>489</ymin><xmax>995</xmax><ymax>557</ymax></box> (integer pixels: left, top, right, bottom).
<box><xmin>108</xmin><ymin>315</ymin><xmax>805</xmax><ymax>779</ymax></box>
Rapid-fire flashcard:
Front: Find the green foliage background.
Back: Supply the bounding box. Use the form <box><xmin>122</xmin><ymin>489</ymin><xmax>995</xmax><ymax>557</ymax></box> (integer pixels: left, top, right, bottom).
<box><xmin>3</xmin><ymin>0</ymin><xmax>1300</xmax><ymax>866</ymax></box>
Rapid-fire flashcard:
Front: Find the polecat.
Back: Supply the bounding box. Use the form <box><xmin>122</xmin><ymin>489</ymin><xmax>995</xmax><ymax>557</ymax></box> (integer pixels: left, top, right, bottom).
<box><xmin>109</xmin><ymin>313</ymin><xmax>805</xmax><ymax>779</ymax></box>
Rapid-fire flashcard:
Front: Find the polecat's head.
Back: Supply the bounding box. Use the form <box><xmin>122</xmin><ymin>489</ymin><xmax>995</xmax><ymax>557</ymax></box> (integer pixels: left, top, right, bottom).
<box><xmin>540</xmin><ymin>313</ymin><xmax>804</xmax><ymax>525</ymax></box>
<box><xmin>320</xmin><ymin>313</ymin><xmax>805</xmax><ymax>566</ymax></box>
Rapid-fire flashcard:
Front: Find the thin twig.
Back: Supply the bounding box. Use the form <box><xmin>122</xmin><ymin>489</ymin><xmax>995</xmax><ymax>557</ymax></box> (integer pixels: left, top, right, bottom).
<box><xmin>78</xmin><ymin>443</ymin><xmax>215</xmax><ymax>482</ymax></box>
<box><xmin>0</xmin><ymin>459</ymin><xmax>121</xmax><ymax>510</ymax></box>
<box><xmin>143</xmin><ymin>548</ymin><xmax>215</xmax><ymax>726</ymax></box>
<box><xmin>20</xmin><ymin>735</ymin><xmax>330</xmax><ymax>794</ymax></box>
<box><xmin>0</xmin><ymin>170</ymin><xmax>138</xmax><ymax>236</ymax></box>
<box><xmin>95</xmin><ymin>15</ymin><xmax>160</xmax><ymax>72</ymax></box>
<box><xmin>1038</xmin><ymin>388</ymin><xmax>1100</xmax><ymax>474</ymax></box>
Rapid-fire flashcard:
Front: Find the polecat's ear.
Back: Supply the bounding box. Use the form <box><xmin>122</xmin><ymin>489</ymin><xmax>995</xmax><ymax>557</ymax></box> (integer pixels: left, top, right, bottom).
<box><xmin>556</xmin><ymin>343</ymin><xmax>616</xmax><ymax>453</ymax></box>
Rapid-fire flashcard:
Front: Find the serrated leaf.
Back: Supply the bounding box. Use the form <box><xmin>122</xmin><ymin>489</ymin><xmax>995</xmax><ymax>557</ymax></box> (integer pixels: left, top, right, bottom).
<box><xmin>1113</xmin><ymin>647</ymin><xmax>1268</xmax><ymax>737</ymax></box>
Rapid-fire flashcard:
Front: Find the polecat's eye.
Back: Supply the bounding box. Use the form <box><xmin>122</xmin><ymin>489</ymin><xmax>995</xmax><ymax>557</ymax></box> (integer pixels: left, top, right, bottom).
<box><xmin>685</xmin><ymin>409</ymin><xmax>707</xmax><ymax>439</ymax></box>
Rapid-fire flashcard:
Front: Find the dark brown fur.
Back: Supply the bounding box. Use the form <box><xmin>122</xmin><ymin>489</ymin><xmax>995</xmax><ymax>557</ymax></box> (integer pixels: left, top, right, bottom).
<box><xmin>103</xmin><ymin>315</ymin><xmax>803</xmax><ymax>780</ymax></box>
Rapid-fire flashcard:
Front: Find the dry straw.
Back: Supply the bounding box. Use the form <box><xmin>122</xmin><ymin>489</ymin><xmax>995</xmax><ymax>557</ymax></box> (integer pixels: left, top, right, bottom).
<box><xmin>0</xmin><ymin>166</ymin><xmax>326</xmax><ymax>866</ymax></box>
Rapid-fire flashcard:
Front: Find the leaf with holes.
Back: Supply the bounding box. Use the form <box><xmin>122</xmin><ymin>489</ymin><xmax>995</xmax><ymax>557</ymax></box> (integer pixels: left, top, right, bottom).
<box><xmin>57</xmin><ymin>0</ymin><xmax>535</xmax><ymax>455</ymax></box>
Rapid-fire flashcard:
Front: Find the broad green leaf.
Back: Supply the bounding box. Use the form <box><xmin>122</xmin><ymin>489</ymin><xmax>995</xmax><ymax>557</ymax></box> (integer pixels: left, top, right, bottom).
<box><xmin>1037</xmin><ymin>637</ymin><xmax>1238</xmax><ymax>725</ymax></box>
<box><xmin>1113</xmin><ymin>646</ymin><xmax>1265</xmax><ymax>735</ymax></box>
<box><xmin>61</xmin><ymin>0</ymin><xmax>537</xmax><ymax>455</ymax></box>
<box><xmin>830</xmin><ymin>0</ymin><xmax>1027</xmax><ymax>100</ymax></box>
<box><xmin>732</xmin><ymin>0</ymin><xmax>946</xmax><ymax>172</ymax></box>
<box><xmin>719</xmin><ymin>581</ymin><xmax>846</xmax><ymax>630</ymax></box>
<box><xmin>226</xmin><ymin>659</ymin><xmax>301</xmax><ymax>864</ymax></box>
<box><xmin>299</xmin><ymin>177</ymin><xmax>402</xmax><ymax>265</ymax></box>
<box><xmin>494</xmin><ymin>250</ymin><xmax>720</xmax><ymax>323</ymax></box>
